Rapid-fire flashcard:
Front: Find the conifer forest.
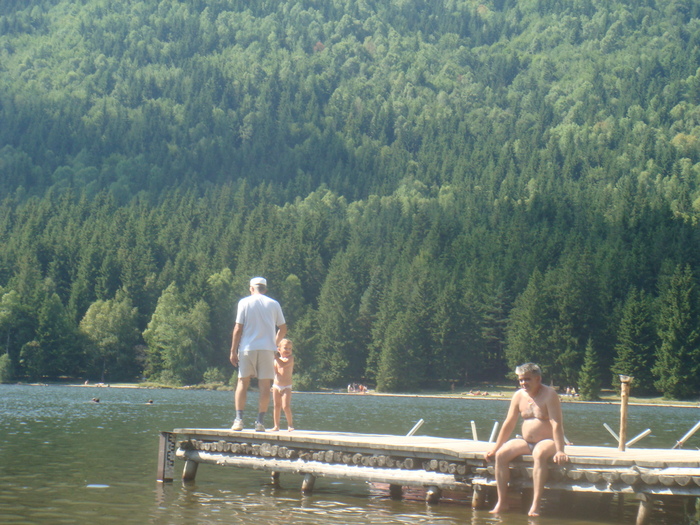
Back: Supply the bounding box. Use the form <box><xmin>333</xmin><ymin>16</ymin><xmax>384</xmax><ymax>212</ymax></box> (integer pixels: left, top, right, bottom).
<box><xmin>1</xmin><ymin>0</ymin><xmax>700</xmax><ymax>398</ymax></box>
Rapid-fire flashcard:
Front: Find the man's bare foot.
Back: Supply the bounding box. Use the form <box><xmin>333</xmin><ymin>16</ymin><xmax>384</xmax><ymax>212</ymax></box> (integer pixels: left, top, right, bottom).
<box><xmin>489</xmin><ymin>503</ymin><xmax>508</xmax><ymax>514</ymax></box>
<box><xmin>288</xmin><ymin>427</ymin><xmax>294</xmax><ymax>431</ymax></box>
<box><xmin>271</xmin><ymin>426</ymin><xmax>279</xmax><ymax>431</ymax></box>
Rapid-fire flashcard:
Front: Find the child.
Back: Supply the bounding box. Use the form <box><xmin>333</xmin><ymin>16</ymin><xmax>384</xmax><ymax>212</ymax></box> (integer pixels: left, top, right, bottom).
<box><xmin>271</xmin><ymin>338</ymin><xmax>295</xmax><ymax>431</ymax></box>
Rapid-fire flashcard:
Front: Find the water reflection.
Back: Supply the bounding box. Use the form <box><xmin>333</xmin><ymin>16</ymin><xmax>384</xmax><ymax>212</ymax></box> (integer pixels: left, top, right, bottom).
<box><xmin>0</xmin><ymin>385</ymin><xmax>698</xmax><ymax>524</ymax></box>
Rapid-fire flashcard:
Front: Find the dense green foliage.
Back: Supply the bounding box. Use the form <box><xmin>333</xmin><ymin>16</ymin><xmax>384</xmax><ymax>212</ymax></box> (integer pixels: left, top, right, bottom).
<box><xmin>1</xmin><ymin>0</ymin><xmax>700</xmax><ymax>396</ymax></box>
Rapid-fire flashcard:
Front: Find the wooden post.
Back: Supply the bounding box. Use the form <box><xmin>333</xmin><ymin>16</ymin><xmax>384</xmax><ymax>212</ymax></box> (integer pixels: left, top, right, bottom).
<box><xmin>157</xmin><ymin>431</ymin><xmax>176</xmax><ymax>482</ymax></box>
<box><xmin>302</xmin><ymin>473</ymin><xmax>316</xmax><ymax>494</ymax></box>
<box><xmin>636</xmin><ymin>493</ymin><xmax>653</xmax><ymax>525</ymax></box>
<box><xmin>471</xmin><ymin>485</ymin><xmax>488</xmax><ymax>509</ymax></box>
<box><xmin>389</xmin><ymin>484</ymin><xmax>403</xmax><ymax>499</ymax></box>
<box><xmin>271</xmin><ymin>471</ymin><xmax>280</xmax><ymax>487</ymax></box>
<box><xmin>619</xmin><ymin>375</ymin><xmax>633</xmax><ymax>452</ymax></box>
<box><xmin>182</xmin><ymin>459</ymin><xmax>198</xmax><ymax>482</ymax></box>
<box><xmin>617</xmin><ymin>494</ymin><xmax>625</xmax><ymax>520</ymax></box>
<box><xmin>425</xmin><ymin>486</ymin><xmax>441</xmax><ymax>504</ymax></box>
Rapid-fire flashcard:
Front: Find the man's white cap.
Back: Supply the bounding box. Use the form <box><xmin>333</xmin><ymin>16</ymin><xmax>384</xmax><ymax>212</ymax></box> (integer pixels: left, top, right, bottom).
<box><xmin>250</xmin><ymin>277</ymin><xmax>267</xmax><ymax>286</ymax></box>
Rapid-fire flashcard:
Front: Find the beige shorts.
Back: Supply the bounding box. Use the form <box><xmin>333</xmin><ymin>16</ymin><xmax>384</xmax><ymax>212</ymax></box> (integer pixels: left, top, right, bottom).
<box><xmin>238</xmin><ymin>349</ymin><xmax>275</xmax><ymax>380</ymax></box>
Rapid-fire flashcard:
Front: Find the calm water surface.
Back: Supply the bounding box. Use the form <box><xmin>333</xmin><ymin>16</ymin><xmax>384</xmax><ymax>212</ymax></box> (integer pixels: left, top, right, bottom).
<box><xmin>1</xmin><ymin>385</ymin><xmax>699</xmax><ymax>524</ymax></box>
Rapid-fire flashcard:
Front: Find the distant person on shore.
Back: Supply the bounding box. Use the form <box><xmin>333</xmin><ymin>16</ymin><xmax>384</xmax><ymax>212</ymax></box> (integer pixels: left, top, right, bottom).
<box><xmin>230</xmin><ymin>277</ymin><xmax>287</xmax><ymax>432</ymax></box>
<box><xmin>271</xmin><ymin>338</ymin><xmax>295</xmax><ymax>431</ymax></box>
<box><xmin>484</xmin><ymin>362</ymin><xmax>568</xmax><ymax>517</ymax></box>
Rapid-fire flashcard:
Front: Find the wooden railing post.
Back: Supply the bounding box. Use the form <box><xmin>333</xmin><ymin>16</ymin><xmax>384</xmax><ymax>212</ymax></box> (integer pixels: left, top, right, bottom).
<box><xmin>619</xmin><ymin>375</ymin><xmax>633</xmax><ymax>452</ymax></box>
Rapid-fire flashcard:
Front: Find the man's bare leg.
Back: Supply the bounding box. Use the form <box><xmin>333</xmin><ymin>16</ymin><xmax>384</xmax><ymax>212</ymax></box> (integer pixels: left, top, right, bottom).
<box><xmin>490</xmin><ymin>439</ymin><xmax>531</xmax><ymax>514</ymax></box>
<box><xmin>235</xmin><ymin>376</ymin><xmax>251</xmax><ymax>412</ymax></box>
<box><xmin>258</xmin><ymin>378</ymin><xmax>272</xmax><ymax>413</ymax></box>
<box><xmin>529</xmin><ymin>440</ymin><xmax>556</xmax><ymax>516</ymax></box>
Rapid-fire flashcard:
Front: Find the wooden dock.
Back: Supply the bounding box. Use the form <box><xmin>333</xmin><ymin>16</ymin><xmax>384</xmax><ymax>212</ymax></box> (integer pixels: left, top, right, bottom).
<box><xmin>157</xmin><ymin>428</ymin><xmax>700</xmax><ymax>524</ymax></box>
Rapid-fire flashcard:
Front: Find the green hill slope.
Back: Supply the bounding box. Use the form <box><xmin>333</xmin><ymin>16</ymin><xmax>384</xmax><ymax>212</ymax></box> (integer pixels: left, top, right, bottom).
<box><xmin>0</xmin><ymin>0</ymin><xmax>699</xmax><ymax>396</ymax></box>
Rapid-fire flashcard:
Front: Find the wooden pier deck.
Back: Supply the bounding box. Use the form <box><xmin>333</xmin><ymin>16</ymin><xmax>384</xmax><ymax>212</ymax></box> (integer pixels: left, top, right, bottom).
<box><xmin>157</xmin><ymin>428</ymin><xmax>700</xmax><ymax>524</ymax></box>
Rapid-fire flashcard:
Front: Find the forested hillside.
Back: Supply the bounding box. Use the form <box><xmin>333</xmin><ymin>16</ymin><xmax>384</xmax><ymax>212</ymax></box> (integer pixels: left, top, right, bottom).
<box><xmin>1</xmin><ymin>0</ymin><xmax>699</xmax><ymax>397</ymax></box>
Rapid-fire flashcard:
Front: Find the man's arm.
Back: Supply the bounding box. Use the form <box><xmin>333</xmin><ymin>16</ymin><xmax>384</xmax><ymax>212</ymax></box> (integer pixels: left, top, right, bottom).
<box><xmin>275</xmin><ymin>323</ymin><xmax>287</xmax><ymax>346</ymax></box>
<box><xmin>230</xmin><ymin>323</ymin><xmax>243</xmax><ymax>367</ymax></box>
<box><xmin>485</xmin><ymin>392</ymin><xmax>521</xmax><ymax>460</ymax></box>
<box><xmin>546</xmin><ymin>389</ymin><xmax>568</xmax><ymax>464</ymax></box>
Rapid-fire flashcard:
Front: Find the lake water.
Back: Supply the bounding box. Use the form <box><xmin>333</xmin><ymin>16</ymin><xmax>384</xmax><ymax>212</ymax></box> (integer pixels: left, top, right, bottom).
<box><xmin>1</xmin><ymin>385</ymin><xmax>699</xmax><ymax>524</ymax></box>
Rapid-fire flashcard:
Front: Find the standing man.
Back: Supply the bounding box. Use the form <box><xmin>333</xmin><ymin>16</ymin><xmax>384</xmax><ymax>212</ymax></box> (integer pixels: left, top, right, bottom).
<box><xmin>230</xmin><ymin>277</ymin><xmax>287</xmax><ymax>432</ymax></box>
<box><xmin>484</xmin><ymin>363</ymin><xmax>568</xmax><ymax>517</ymax></box>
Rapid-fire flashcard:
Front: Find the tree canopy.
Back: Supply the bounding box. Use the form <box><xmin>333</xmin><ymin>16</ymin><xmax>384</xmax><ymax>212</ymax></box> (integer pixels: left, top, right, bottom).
<box><xmin>0</xmin><ymin>0</ymin><xmax>700</xmax><ymax>397</ymax></box>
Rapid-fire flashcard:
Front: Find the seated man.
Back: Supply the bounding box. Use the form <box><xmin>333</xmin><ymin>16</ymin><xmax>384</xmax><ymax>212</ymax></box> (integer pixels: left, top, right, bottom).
<box><xmin>484</xmin><ymin>362</ymin><xmax>568</xmax><ymax>516</ymax></box>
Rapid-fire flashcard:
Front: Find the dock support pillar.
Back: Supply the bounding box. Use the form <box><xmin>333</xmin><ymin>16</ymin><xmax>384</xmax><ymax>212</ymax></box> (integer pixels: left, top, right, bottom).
<box><xmin>471</xmin><ymin>485</ymin><xmax>489</xmax><ymax>510</ymax></box>
<box><xmin>271</xmin><ymin>471</ymin><xmax>280</xmax><ymax>487</ymax></box>
<box><xmin>558</xmin><ymin>489</ymin><xmax>575</xmax><ymax>513</ymax></box>
<box><xmin>636</xmin><ymin>493</ymin><xmax>653</xmax><ymax>525</ymax></box>
<box><xmin>617</xmin><ymin>494</ymin><xmax>625</xmax><ymax>520</ymax></box>
<box><xmin>425</xmin><ymin>486</ymin><xmax>441</xmax><ymax>504</ymax></box>
<box><xmin>182</xmin><ymin>459</ymin><xmax>199</xmax><ymax>482</ymax></box>
<box><xmin>157</xmin><ymin>431</ymin><xmax>176</xmax><ymax>482</ymax></box>
<box><xmin>389</xmin><ymin>484</ymin><xmax>403</xmax><ymax>499</ymax></box>
<box><xmin>302</xmin><ymin>474</ymin><xmax>316</xmax><ymax>494</ymax></box>
<box><xmin>521</xmin><ymin>487</ymin><xmax>533</xmax><ymax>511</ymax></box>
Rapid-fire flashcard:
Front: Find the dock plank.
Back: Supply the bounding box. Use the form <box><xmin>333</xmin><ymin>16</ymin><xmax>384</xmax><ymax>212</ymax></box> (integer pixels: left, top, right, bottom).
<box><xmin>173</xmin><ymin>428</ymin><xmax>700</xmax><ymax>468</ymax></box>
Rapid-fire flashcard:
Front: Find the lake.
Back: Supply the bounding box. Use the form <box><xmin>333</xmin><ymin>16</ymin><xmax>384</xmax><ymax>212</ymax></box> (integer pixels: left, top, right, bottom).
<box><xmin>1</xmin><ymin>384</ymin><xmax>699</xmax><ymax>524</ymax></box>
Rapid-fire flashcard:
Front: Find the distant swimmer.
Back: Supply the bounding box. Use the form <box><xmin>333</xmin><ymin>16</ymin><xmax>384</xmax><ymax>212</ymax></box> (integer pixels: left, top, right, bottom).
<box><xmin>91</xmin><ymin>397</ymin><xmax>100</xmax><ymax>403</ymax></box>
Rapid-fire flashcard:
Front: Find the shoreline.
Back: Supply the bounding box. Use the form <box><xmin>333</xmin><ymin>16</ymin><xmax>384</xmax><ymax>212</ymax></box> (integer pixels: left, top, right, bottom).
<box><xmin>14</xmin><ymin>382</ymin><xmax>700</xmax><ymax>409</ymax></box>
<box><xmin>301</xmin><ymin>390</ymin><xmax>700</xmax><ymax>409</ymax></box>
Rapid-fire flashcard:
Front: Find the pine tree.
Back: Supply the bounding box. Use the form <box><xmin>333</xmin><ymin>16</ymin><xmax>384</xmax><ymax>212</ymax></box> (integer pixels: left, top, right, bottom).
<box><xmin>24</xmin><ymin>287</ymin><xmax>84</xmax><ymax>378</ymax></box>
<box><xmin>611</xmin><ymin>288</ymin><xmax>657</xmax><ymax>395</ymax></box>
<box><xmin>205</xmin><ymin>268</ymin><xmax>237</xmax><ymax>369</ymax></box>
<box><xmin>578</xmin><ymin>339</ymin><xmax>601</xmax><ymax>400</ymax></box>
<box><xmin>653</xmin><ymin>264</ymin><xmax>700</xmax><ymax>399</ymax></box>
<box><xmin>313</xmin><ymin>248</ymin><xmax>366</xmax><ymax>386</ymax></box>
<box><xmin>505</xmin><ymin>269</ymin><xmax>554</xmax><ymax>376</ymax></box>
<box><xmin>376</xmin><ymin>311</ymin><xmax>424</xmax><ymax>392</ymax></box>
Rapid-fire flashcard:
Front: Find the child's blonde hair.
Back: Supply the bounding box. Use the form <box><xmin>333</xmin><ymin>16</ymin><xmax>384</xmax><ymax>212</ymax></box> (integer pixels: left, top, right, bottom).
<box><xmin>278</xmin><ymin>338</ymin><xmax>293</xmax><ymax>349</ymax></box>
